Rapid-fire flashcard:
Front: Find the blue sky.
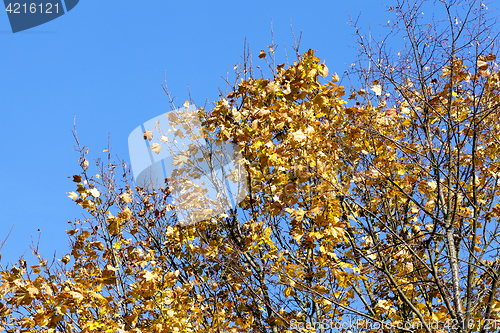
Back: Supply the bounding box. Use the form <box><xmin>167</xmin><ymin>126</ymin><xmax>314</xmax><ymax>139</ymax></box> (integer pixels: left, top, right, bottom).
<box><xmin>0</xmin><ymin>0</ymin><xmax>429</xmax><ymax>265</ymax></box>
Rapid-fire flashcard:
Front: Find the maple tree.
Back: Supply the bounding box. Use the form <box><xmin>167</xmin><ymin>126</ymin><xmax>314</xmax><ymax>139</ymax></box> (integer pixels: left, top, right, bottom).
<box><xmin>2</xmin><ymin>0</ymin><xmax>500</xmax><ymax>332</ymax></box>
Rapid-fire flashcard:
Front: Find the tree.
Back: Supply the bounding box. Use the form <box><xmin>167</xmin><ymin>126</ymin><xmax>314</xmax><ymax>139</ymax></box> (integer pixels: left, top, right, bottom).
<box><xmin>2</xmin><ymin>0</ymin><xmax>500</xmax><ymax>332</ymax></box>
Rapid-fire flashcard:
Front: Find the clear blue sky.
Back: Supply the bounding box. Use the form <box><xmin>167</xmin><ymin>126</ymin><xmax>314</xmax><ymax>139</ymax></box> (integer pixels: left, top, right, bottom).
<box><xmin>0</xmin><ymin>0</ymin><xmax>461</xmax><ymax>265</ymax></box>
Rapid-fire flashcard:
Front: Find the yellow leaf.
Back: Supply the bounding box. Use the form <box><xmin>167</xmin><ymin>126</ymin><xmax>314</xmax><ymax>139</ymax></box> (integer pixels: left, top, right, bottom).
<box><xmin>151</xmin><ymin>143</ymin><xmax>161</xmax><ymax>154</ymax></box>
<box><xmin>166</xmin><ymin>112</ymin><xmax>179</xmax><ymax>122</ymax></box>
<box><xmin>143</xmin><ymin>129</ymin><xmax>153</xmax><ymax>141</ymax></box>
<box><xmin>376</xmin><ymin>299</ymin><xmax>391</xmax><ymax>310</ymax></box>
<box><xmin>143</xmin><ymin>270</ymin><xmax>157</xmax><ymax>281</ymax></box>
<box><xmin>68</xmin><ymin>192</ymin><xmax>78</xmax><ymax>200</ymax></box>
<box><xmin>61</xmin><ymin>255</ymin><xmax>70</xmax><ymax>264</ymax></box>
<box><xmin>107</xmin><ymin>215</ymin><xmax>121</xmax><ymax>235</ymax></box>
<box><xmin>107</xmin><ymin>264</ymin><xmax>118</xmax><ymax>271</ymax></box>
<box><xmin>69</xmin><ymin>291</ymin><xmax>84</xmax><ymax>302</ymax></box>
<box><xmin>284</xmin><ymin>287</ymin><xmax>295</xmax><ymax>297</ymax></box>
<box><xmin>120</xmin><ymin>193</ymin><xmax>132</xmax><ymax>203</ymax></box>
<box><xmin>81</xmin><ymin>159</ymin><xmax>89</xmax><ymax>170</ymax></box>
<box><xmin>477</xmin><ymin>60</ymin><xmax>488</xmax><ymax>70</ymax></box>
<box><xmin>428</xmin><ymin>180</ymin><xmax>437</xmax><ymax>190</ymax></box>
<box><xmin>90</xmin><ymin>188</ymin><xmax>100</xmax><ymax>198</ymax></box>
<box><xmin>371</xmin><ymin>84</ymin><xmax>382</xmax><ymax>96</ymax></box>
<box><xmin>322</xmin><ymin>64</ymin><xmax>329</xmax><ymax>77</ymax></box>
<box><xmin>119</xmin><ymin>207</ymin><xmax>132</xmax><ymax>220</ymax></box>
<box><xmin>251</xmin><ymin>119</ymin><xmax>259</xmax><ymax>131</ymax></box>
<box><xmin>292</xmin><ymin>130</ymin><xmax>306</xmax><ymax>142</ymax></box>
<box><xmin>174</xmin><ymin>129</ymin><xmax>185</xmax><ymax>139</ymax></box>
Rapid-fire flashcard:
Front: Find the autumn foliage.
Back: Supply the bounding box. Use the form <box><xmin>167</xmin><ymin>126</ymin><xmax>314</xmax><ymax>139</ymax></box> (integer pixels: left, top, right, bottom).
<box><xmin>2</xmin><ymin>0</ymin><xmax>500</xmax><ymax>332</ymax></box>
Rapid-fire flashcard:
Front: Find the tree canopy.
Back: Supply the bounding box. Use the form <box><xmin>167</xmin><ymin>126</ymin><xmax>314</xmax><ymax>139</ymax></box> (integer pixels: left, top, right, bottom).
<box><xmin>2</xmin><ymin>0</ymin><xmax>500</xmax><ymax>332</ymax></box>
